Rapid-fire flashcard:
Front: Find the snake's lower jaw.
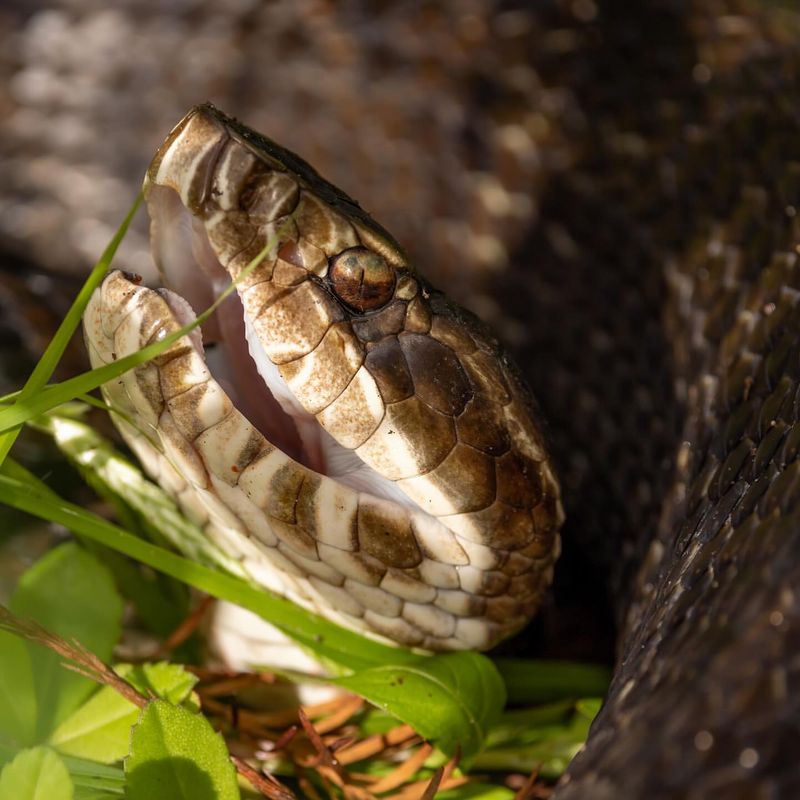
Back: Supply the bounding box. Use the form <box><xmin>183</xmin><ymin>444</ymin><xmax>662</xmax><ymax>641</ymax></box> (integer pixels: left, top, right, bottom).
<box><xmin>82</xmin><ymin>105</ymin><xmax>564</xmax><ymax>651</ymax></box>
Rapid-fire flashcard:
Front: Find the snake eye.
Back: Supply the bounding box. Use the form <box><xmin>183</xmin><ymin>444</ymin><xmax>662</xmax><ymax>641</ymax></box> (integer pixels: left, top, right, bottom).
<box><xmin>329</xmin><ymin>247</ymin><xmax>395</xmax><ymax>312</ymax></box>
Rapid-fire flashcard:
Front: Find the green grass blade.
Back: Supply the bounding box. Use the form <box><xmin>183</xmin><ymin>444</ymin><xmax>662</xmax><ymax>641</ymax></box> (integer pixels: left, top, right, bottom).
<box><xmin>0</xmin><ymin>194</ymin><xmax>143</xmax><ymax>464</ymax></box>
<box><xmin>494</xmin><ymin>658</ymin><xmax>611</xmax><ymax>705</ymax></box>
<box><xmin>0</xmin><ymin>220</ymin><xmax>288</xmax><ymax>436</ymax></box>
<box><xmin>59</xmin><ymin>756</ymin><xmax>125</xmax><ymax>797</ymax></box>
<box><xmin>0</xmin><ymin>334</ymin><xmax>195</xmax><ymax>433</ymax></box>
<box><xmin>0</xmin><ymin>459</ymin><xmax>407</xmax><ymax>673</ymax></box>
<box><xmin>32</xmin><ymin>411</ymin><xmax>246</xmax><ymax>572</ymax></box>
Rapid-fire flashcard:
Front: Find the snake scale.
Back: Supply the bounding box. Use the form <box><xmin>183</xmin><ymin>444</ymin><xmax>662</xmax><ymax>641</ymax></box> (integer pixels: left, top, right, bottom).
<box><xmin>2</xmin><ymin>0</ymin><xmax>800</xmax><ymax>796</ymax></box>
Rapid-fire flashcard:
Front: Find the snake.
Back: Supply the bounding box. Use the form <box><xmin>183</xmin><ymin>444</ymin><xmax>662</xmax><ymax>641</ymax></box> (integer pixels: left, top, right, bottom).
<box><xmin>82</xmin><ymin>104</ymin><xmax>564</xmax><ymax>652</ymax></box>
<box><xmin>5</xmin><ymin>0</ymin><xmax>800</xmax><ymax>794</ymax></box>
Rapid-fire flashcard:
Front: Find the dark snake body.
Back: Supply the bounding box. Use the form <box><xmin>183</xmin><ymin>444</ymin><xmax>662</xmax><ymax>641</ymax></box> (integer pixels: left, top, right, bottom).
<box><xmin>2</xmin><ymin>0</ymin><xmax>800</xmax><ymax>795</ymax></box>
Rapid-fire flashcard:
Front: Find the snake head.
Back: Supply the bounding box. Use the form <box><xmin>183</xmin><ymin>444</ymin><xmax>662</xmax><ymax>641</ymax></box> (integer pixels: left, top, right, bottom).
<box><xmin>86</xmin><ymin>103</ymin><xmax>563</xmax><ymax>650</ymax></box>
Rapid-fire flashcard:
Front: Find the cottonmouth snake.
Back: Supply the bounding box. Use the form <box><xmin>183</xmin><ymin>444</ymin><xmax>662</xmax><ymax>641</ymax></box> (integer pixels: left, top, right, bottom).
<box><xmin>82</xmin><ymin>104</ymin><xmax>563</xmax><ymax>651</ymax></box>
<box><xmin>4</xmin><ymin>0</ymin><xmax>800</xmax><ymax>795</ymax></box>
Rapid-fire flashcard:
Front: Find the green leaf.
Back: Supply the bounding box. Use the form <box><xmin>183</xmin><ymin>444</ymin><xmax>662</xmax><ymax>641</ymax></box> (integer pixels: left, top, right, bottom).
<box><xmin>0</xmin><ymin>746</ymin><xmax>74</xmax><ymax>800</ymax></box>
<box><xmin>0</xmin><ymin>630</ymin><xmax>37</xmax><ymax>746</ymax></box>
<box><xmin>0</xmin><ymin>741</ymin><xmax>15</xmax><ymax>770</ymax></box>
<box><xmin>10</xmin><ymin>543</ymin><xmax>123</xmax><ymax>741</ymax></box>
<box><xmin>81</xmin><ymin>549</ymin><xmax>190</xmax><ymax>650</ymax></box>
<box><xmin>125</xmin><ymin>701</ymin><xmax>239</xmax><ymax>800</ymax></box>
<box><xmin>0</xmin><ymin>193</ymin><xmax>142</xmax><ymax>466</ymax></box>
<box><xmin>124</xmin><ymin>663</ymin><xmax>199</xmax><ymax>708</ymax></box>
<box><xmin>49</xmin><ymin>663</ymin><xmax>198</xmax><ymax>763</ymax></box>
<box><xmin>333</xmin><ymin>651</ymin><xmax>506</xmax><ymax>758</ymax></box>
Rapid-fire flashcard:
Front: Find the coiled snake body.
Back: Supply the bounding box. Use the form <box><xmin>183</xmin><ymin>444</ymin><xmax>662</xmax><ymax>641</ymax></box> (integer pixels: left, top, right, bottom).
<box><xmin>82</xmin><ymin>105</ymin><xmax>563</xmax><ymax>651</ymax></box>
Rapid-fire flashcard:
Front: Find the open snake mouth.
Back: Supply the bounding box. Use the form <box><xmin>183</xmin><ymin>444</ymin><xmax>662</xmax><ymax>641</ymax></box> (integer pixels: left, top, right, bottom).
<box><xmin>148</xmin><ymin>183</ymin><xmax>311</xmax><ymax>465</ymax></box>
<box><xmin>146</xmin><ymin>182</ymin><xmax>421</xmax><ymax>512</ymax></box>
<box><xmin>83</xmin><ymin>104</ymin><xmax>563</xmax><ymax>651</ymax></box>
